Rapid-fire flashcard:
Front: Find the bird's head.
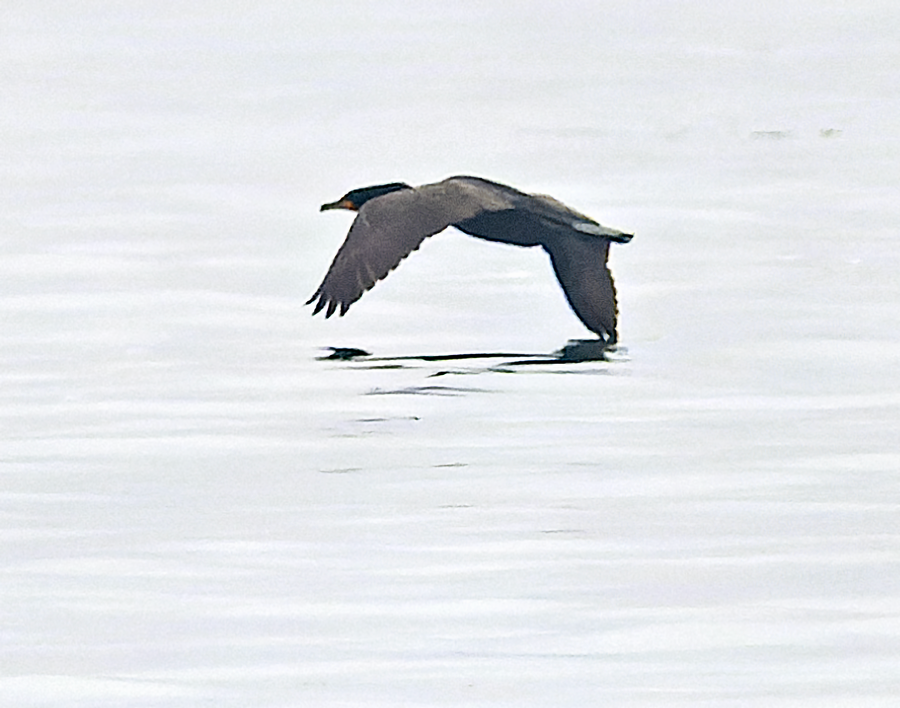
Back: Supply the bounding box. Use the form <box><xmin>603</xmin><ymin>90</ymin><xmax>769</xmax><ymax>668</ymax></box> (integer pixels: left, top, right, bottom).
<box><xmin>320</xmin><ymin>182</ymin><xmax>413</xmax><ymax>212</ymax></box>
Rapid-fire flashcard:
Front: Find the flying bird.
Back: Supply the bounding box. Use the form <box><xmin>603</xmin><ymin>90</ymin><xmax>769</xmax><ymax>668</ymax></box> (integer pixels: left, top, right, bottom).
<box><xmin>307</xmin><ymin>176</ymin><xmax>633</xmax><ymax>343</ymax></box>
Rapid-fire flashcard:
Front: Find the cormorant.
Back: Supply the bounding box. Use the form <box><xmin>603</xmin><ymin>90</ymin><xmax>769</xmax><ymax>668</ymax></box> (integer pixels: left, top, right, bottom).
<box><xmin>307</xmin><ymin>176</ymin><xmax>632</xmax><ymax>343</ymax></box>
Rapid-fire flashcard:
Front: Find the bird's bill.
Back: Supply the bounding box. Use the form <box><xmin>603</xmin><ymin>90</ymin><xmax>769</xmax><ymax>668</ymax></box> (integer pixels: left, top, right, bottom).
<box><xmin>320</xmin><ymin>198</ymin><xmax>358</xmax><ymax>212</ymax></box>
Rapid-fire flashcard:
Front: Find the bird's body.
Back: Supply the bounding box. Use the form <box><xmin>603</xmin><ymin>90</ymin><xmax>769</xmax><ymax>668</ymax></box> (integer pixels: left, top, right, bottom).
<box><xmin>308</xmin><ymin>176</ymin><xmax>633</xmax><ymax>343</ymax></box>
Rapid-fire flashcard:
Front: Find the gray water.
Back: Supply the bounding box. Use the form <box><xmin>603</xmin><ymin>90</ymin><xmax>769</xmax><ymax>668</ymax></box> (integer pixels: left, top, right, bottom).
<box><xmin>2</xmin><ymin>2</ymin><xmax>899</xmax><ymax>706</ymax></box>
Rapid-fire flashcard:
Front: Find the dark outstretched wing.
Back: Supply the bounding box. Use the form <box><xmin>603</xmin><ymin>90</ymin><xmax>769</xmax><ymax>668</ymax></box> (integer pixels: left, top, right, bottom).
<box><xmin>541</xmin><ymin>236</ymin><xmax>619</xmax><ymax>342</ymax></box>
<box><xmin>308</xmin><ymin>179</ymin><xmax>508</xmax><ymax>317</ymax></box>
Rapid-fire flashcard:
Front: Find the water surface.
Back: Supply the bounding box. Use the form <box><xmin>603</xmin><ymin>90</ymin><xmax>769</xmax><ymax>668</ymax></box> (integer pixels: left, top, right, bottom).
<box><xmin>2</xmin><ymin>2</ymin><xmax>899</xmax><ymax>706</ymax></box>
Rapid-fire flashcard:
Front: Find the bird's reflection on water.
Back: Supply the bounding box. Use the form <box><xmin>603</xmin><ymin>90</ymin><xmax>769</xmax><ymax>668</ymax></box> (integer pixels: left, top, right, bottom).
<box><xmin>317</xmin><ymin>339</ymin><xmax>626</xmax><ymax>369</ymax></box>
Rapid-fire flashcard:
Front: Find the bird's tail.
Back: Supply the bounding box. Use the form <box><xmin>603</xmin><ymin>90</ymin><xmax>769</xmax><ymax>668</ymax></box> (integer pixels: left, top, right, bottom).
<box><xmin>573</xmin><ymin>222</ymin><xmax>633</xmax><ymax>243</ymax></box>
